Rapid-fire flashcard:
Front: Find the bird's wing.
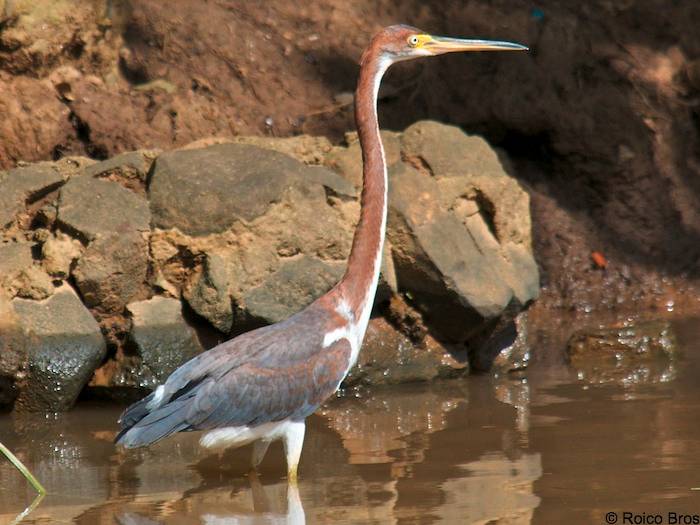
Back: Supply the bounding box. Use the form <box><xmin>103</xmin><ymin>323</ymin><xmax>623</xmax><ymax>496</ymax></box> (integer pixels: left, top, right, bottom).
<box><xmin>185</xmin><ymin>337</ymin><xmax>352</xmax><ymax>429</ymax></box>
<box><xmin>116</xmin><ymin>305</ymin><xmax>353</xmax><ymax>447</ymax></box>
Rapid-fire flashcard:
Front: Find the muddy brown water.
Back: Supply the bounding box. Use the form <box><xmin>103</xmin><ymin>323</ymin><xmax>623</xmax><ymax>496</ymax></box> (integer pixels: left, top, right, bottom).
<box><xmin>1</xmin><ymin>318</ymin><xmax>699</xmax><ymax>524</ymax></box>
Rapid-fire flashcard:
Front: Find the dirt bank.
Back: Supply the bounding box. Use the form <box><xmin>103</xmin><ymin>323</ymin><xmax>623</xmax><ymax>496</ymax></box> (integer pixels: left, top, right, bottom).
<box><xmin>2</xmin><ymin>0</ymin><xmax>700</xmax><ymax>321</ymax></box>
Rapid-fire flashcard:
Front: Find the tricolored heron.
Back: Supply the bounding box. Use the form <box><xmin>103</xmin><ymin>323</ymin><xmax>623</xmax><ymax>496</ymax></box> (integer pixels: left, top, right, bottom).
<box><xmin>115</xmin><ymin>25</ymin><xmax>527</xmax><ymax>482</ymax></box>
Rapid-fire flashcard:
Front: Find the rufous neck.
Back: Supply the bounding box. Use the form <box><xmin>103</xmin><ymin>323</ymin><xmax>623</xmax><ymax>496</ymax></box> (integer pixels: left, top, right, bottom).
<box><xmin>338</xmin><ymin>53</ymin><xmax>390</xmax><ymax>319</ymax></box>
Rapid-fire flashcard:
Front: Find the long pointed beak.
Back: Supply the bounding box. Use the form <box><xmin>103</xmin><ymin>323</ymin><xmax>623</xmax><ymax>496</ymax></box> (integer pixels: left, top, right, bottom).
<box><xmin>426</xmin><ymin>36</ymin><xmax>528</xmax><ymax>54</ymax></box>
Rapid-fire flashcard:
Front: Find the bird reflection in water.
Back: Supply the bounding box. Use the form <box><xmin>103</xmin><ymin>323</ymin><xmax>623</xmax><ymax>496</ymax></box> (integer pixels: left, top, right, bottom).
<box><xmin>115</xmin><ymin>473</ymin><xmax>305</xmax><ymax>525</ymax></box>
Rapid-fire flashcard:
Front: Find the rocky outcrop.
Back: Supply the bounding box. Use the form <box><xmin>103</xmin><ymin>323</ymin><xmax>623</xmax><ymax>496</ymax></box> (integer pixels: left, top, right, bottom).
<box><xmin>0</xmin><ymin>122</ymin><xmax>538</xmax><ymax>409</ymax></box>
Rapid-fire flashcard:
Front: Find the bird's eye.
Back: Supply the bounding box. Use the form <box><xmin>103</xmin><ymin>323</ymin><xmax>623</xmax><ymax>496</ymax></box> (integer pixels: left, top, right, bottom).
<box><xmin>408</xmin><ymin>35</ymin><xmax>420</xmax><ymax>47</ymax></box>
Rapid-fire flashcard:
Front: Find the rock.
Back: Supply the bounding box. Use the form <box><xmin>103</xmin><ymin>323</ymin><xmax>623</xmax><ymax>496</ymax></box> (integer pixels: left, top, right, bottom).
<box><xmin>490</xmin><ymin>311</ymin><xmax>531</xmax><ymax>373</ymax></box>
<box><xmin>72</xmin><ymin>231</ymin><xmax>149</xmax><ymax>311</ymax></box>
<box><xmin>58</xmin><ymin>175</ymin><xmax>151</xmax><ymax>242</ymax></box>
<box><xmin>0</xmin><ymin>164</ymin><xmax>64</xmax><ymax>228</ymax></box>
<box><xmin>83</xmin><ymin>149</ymin><xmax>159</xmax><ymax>190</ymax></box>
<box><xmin>58</xmin><ymin>175</ymin><xmax>151</xmax><ymax>312</ymax></box>
<box><xmin>401</xmin><ymin>120</ymin><xmax>505</xmax><ymax>181</ymax></box>
<box><xmin>0</xmin><ymin>241</ymin><xmax>34</xmax><ymax>285</ymax></box>
<box><xmin>343</xmin><ymin>317</ymin><xmax>467</xmax><ymax>388</ymax></box>
<box><xmin>567</xmin><ymin>320</ymin><xmax>679</xmax><ymax>384</ymax></box>
<box><xmin>386</xmin><ymin>121</ymin><xmax>539</xmax><ymax>344</ymax></box>
<box><xmin>0</xmin><ymin>293</ymin><xmax>26</xmax><ymax>408</ymax></box>
<box><xmin>11</xmin><ymin>284</ymin><xmax>106</xmax><ymax>411</ymax></box>
<box><xmin>149</xmin><ymin>143</ymin><xmax>353</xmax><ymax>236</ymax></box>
<box><xmin>41</xmin><ymin>231</ymin><xmax>83</xmax><ymax>278</ymax></box>
<box><xmin>126</xmin><ymin>296</ymin><xmax>203</xmax><ymax>386</ymax></box>
<box><xmin>183</xmin><ymin>252</ymin><xmax>233</xmax><ymax>333</ymax></box>
<box><xmin>244</xmin><ymin>256</ymin><xmax>344</xmax><ymax>324</ymax></box>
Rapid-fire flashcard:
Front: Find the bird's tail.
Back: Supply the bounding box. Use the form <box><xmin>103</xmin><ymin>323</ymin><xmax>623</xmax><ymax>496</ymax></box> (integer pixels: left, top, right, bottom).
<box><xmin>115</xmin><ymin>392</ymin><xmax>192</xmax><ymax>448</ymax></box>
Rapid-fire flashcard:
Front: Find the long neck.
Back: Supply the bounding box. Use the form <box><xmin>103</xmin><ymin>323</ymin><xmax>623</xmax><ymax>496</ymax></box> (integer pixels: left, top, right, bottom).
<box><xmin>338</xmin><ymin>53</ymin><xmax>390</xmax><ymax>321</ymax></box>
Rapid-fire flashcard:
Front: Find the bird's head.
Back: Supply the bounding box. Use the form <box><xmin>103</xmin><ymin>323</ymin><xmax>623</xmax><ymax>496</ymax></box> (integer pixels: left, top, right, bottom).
<box><xmin>364</xmin><ymin>25</ymin><xmax>528</xmax><ymax>66</ymax></box>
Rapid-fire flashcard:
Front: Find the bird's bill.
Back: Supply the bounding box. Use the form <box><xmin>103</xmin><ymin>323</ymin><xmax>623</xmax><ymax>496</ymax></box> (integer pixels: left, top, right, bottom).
<box><xmin>425</xmin><ymin>36</ymin><xmax>528</xmax><ymax>54</ymax></box>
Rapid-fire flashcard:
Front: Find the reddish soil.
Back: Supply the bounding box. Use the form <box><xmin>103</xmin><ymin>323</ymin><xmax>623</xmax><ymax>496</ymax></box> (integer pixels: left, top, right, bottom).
<box><xmin>3</xmin><ymin>0</ymin><xmax>700</xmax><ymax>321</ymax></box>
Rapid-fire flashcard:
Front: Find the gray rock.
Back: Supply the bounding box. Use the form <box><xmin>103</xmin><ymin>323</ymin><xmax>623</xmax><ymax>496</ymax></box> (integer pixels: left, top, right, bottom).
<box><xmin>11</xmin><ymin>284</ymin><xmax>106</xmax><ymax>411</ymax></box>
<box><xmin>0</xmin><ymin>293</ymin><xmax>26</xmax><ymax>408</ymax></box>
<box><xmin>126</xmin><ymin>296</ymin><xmax>203</xmax><ymax>386</ymax></box>
<box><xmin>244</xmin><ymin>255</ymin><xmax>344</xmax><ymax>324</ymax></box>
<box><xmin>0</xmin><ymin>164</ymin><xmax>64</xmax><ymax>228</ymax></box>
<box><xmin>401</xmin><ymin>120</ymin><xmax>505</xmax><ymax>180</ymax></box>
<box><xmin>228</xmin><ymin>134</ymin><xmax>333</xmax><ymax>165</ymax></box>
<box><xmin>58</xmin><ymin>175</ymin><xmax>150</xmax><ymax>242</ymax></box>
<box><xmin>343</xmin><ymin>317</ymin><xmax>467</xmax><ymax>388</ymax></box>
<box><xmin>83</xmin><ymin>149</ymin><xmax>158</xmax><ymax>183</ymax></box>
<box><xmin>184</xmin><ymin>252</ymin><xmax>233</xmax><ymax>333</ymax></box>
<box><xmin>149</xmin><ymin>143</ymin><xmax>353</xmax><ymax>236</ymax></box>
<box><xmin>57</xmin><ymin>175</ymin><xmax>151</xmax><ymax>312</ymax></box>
<box><xmin>72</xmin><ymin>231</ymin><xmax>149</xmax><ymax>311</ymax></box>
<box><xmin>386</xmin><ymin>121</ymin><xmax>539</xmax><ymax>344</ymax></box>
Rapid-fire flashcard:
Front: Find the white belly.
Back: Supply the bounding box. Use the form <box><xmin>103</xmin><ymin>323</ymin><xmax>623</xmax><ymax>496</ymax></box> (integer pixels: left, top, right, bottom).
<box><xmin>199</xmin><ymin>420</ymin><xmax>293</xmax><ymax>450</ymax></box>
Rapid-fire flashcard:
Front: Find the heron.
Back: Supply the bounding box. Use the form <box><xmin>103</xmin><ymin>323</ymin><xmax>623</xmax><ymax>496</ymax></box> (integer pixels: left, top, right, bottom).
<box><xmin>115</xmin><ymin>25</ymin><xmax>527</xmax><ymax>482</ymax></box>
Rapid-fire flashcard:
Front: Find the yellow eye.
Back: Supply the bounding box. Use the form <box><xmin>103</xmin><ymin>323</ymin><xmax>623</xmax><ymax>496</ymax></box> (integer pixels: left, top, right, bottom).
<box><xmin>408</xmin><ymin>35</ymin><xmax>420</xmax><ymax>47</ymax></box>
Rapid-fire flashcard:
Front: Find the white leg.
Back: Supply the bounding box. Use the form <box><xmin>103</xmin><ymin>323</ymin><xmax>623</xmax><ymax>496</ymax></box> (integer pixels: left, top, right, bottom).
<box><xmin>286</xmin><ymin>481</ymin><xmax>306</xmax><ymax>525</ymax></box>
<box><xmin>251</xmin><ymin>439</ymin><xmax>271</xmax><ymax>469</ymax></box>
<box><xmin>283</xmin><ymin>421</ymin><xmax>305</xmax><ymax>483</ymax></box>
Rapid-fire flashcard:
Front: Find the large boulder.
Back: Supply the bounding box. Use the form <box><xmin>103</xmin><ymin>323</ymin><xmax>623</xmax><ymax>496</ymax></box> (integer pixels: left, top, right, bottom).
<box><xmin>11</xmin><ymin>284</ymin><xmax>106</xmax><ymax>411</ymax></box>
<box><xmin>387</xmin><ymin>121</ymin><xmax>539</xmax><ymax>337</ymax></box>
<box><xmin>149</xmin><ymin>143</ymin><xmax>355</xmax><ymax>236</ymax></box>
<box><xmin>243</xmin><ymin>256</ymin><xmax>344</xmax><ymax>324</ymax></box>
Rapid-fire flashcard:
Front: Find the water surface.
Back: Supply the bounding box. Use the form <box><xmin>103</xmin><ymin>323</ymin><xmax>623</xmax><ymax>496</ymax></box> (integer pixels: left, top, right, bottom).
<box><xmin>1</xmin><ymin>318</ymin><xmax>699</xmax><ymax>524</ymax></box>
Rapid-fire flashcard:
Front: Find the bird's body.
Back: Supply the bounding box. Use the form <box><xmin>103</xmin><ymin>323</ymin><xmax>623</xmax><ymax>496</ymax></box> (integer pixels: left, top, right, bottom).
<box><xmin>116</xmin><ymin>25</ymin><xmax>526</xmax><ymax>481</ymax></box>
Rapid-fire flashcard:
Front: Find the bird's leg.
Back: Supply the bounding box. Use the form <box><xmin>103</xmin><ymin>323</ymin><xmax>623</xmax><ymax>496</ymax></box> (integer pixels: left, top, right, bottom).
<box><xmin>286</xmin><ymin>479</ymin><xmax>306</xmax><ymax>524</ymax></box>
<box><xmin>282</xmin><ymin>421</ymin><xmax>306</xmax><ymax>484</ymax></box>
<box><xmin>251</xmin><ymin>439</ymin><xmax>271</xmax><ymax>470</ymax></box>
